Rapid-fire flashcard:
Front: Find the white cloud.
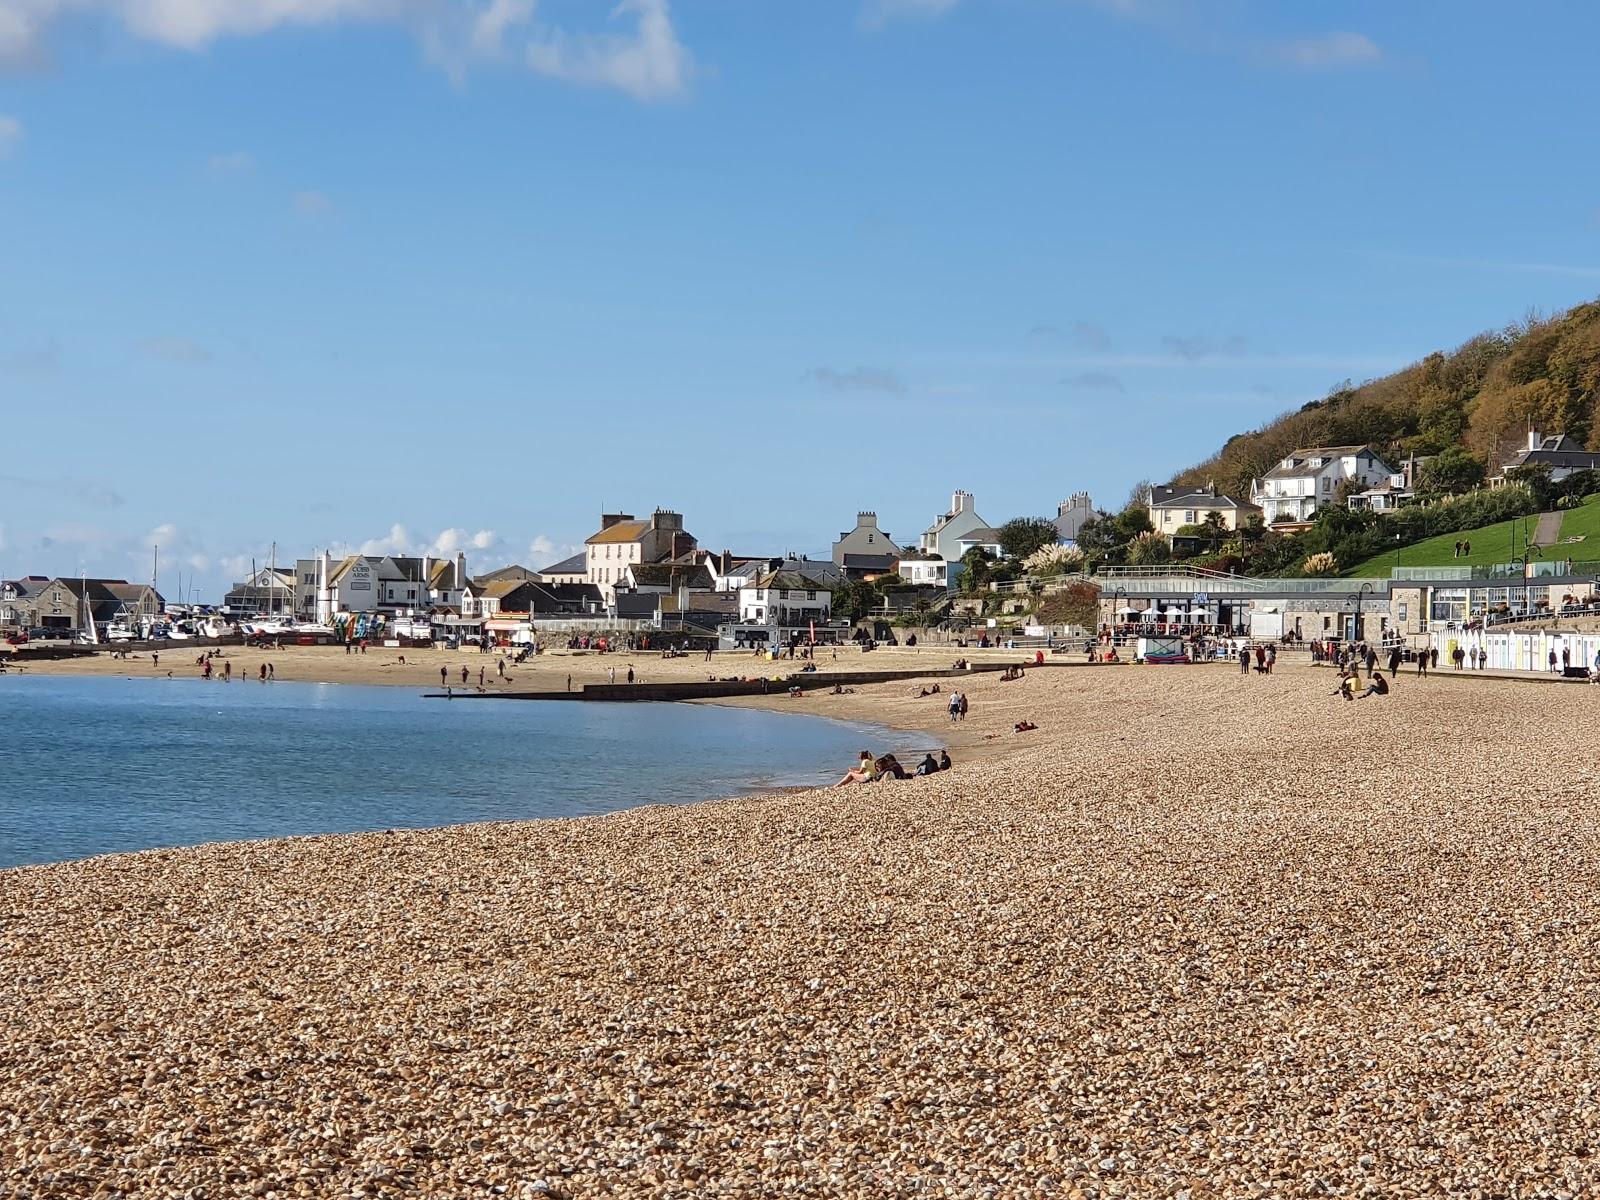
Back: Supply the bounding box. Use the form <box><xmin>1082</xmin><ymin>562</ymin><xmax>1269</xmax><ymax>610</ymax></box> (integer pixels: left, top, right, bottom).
<box><xmin>526</xmin><ymin>0</ymin><xmax>691</xmax><ymax>101</ymax></box>
<box><xmin>207</xmin><ymin>149</ymin><xmax>254</xmax><ymax>174</ymax></box>
<box><xmin>1270</xmin><ymin>31</ymin><xmax>1381</xmax><ymax>68</ymax></box>
<box><xmin>529</xmin><ymin>534</ymin><xmax>556</xmax><ymax>558</ymax></box>
<box><xmin>292</xmin><ymin>190</ymin><xmax>332</xmax><ymax>216</ymax></box>
<box><xmin>471</xmin><ymin>0</ymin><xmax>530</xmax><ymax>55</ymax></box>
<box><xmin>0</xmin><ymin>113</ymin><xmax>20</xmax><ymax>158</ymax></box>
<box><xmin>0</xmin><ymin>2</ymin><xmax>695</xmax><ymax>100</ymax></box>
<box><xmin>355</xmin><ymin>524</ymin><xmax>500</xmax><ymax>558</ymax></box>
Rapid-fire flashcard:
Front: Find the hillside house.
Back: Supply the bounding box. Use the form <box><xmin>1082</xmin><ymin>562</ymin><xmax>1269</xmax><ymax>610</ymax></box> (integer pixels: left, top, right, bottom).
<box><xmin>1150</xmin><ymin>484</ymin><xmax>1259</xmax><ymax>542</ymax></box>
<box><xmin>919</xmin><ymin>491</ymin><xmax>997</xmax><ymax>560</ymax></box>
<box><xmin>1251</xmin><ymin>446</ymin><xmax>1394</xmax><ymax>525</ymax></box>
<box><xmin>1490</xmin><ymin>430</ymin><xmax>1600</xmax><ymax>487</ymax></box>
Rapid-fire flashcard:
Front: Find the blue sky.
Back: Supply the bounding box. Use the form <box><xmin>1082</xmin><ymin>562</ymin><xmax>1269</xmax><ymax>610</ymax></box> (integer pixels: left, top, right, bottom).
<box><xmin>3</xmin><ymin>0</ymin><xmax>1599</xmax><ymax>598</ymax></box>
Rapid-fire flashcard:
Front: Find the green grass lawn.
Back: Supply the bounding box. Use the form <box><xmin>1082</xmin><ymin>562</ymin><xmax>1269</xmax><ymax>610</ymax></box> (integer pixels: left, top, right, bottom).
<box><xmin>1345</xmin><ymin>495</ymin><xmax>1600</xmax><ymax>577</ymax></box>
<box><xmin>1344</xmin><ymin>519</ymin><xmax>1527</xmax><ymax>577</ymax></box>
<box><xmin>1558</xmin><ymin>494</ymin><xmax>1600</xmax><ymax>546</ymax></box>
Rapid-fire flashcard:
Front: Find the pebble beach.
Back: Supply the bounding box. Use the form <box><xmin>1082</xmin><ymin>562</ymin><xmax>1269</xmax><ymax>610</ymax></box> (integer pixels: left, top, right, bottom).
<box><xmin>5</xmin><ymin>659</ymin><xmax>1600</xmax><ymax>1197</ymax></box>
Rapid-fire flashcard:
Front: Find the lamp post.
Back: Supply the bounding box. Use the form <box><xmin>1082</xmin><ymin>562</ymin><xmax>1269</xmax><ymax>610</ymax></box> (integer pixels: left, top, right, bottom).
<box><xmin>1109</xmin><ymin>585</ymin><xmax>1126</xmax><ymax>643</ymax></box>
<box><xmin>1351</xmin><ymin>581</ymin><xmax>1374</xmax><ymax>644</ymax></box>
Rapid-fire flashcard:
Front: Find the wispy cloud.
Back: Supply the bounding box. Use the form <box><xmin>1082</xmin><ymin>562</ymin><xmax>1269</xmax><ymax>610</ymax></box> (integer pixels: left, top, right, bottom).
<box><xmin>526</xmin><ymin>0</ymin><xmax>692</xmax><ymax>101</ymax></box>
<box><xmin>0</xmin><ymin>339</ymin><xmax>59</xmax><ymax>374</ymax></box>
<box><xmin>292</xmin><ymin>190</ymin><xmax>333</xmax><ymax>217</ymax></box>
<box><xmin>1030</xmin><ymin>321</ymin><xmax>1111</xmax><ymax>350</ymax></box>
<box><xmin>809</xmin><ymin>366</ymin><xmax>906</xmax><ymax>395</ymax></box>
<box><xmin>1079</xmin><ymin>2</ymin><xmax>1385</xmax><ymax>72</ymax></box>
<box><xmin>137</xmin><ymin>336</ymin><xmax>211</xmax><ymax>365</ymax></box>
<box><xmin>1062</xmin><ymin>371</ymin><xmax>1125</xmax><ymax>393</ymax></box>
<box><xmin>1267</xmin><ymin>31</ymin><xmax>1381</xmax><ymax>69</ymax></box>
<box><xmin>0</xmin><ymin>1</ymin><xmax>697</xmax><ymax>101</ymax></box>
<box><xmin>1163</xmin><ymin>334</ymin><xmax>1248</xmax><ymax>361</ymax></box>
<box><xmin>206</xmin><ymin>150</ymin><xmax>255</xmax><ymax>175</ymax></box>
<box><xmin>1361</xmin><ymin>250</ymin><xmax>1600</xmax><ymax>282</ymax></box>
<box><xmin>860</xmin><ymin>0</ymin><xmax>959</xmax><ymax>30</ymax></box>
<box><xmin>0</xmin><ymin>113</ymin><xmax>20</xmax><ymax>158</ymax></box>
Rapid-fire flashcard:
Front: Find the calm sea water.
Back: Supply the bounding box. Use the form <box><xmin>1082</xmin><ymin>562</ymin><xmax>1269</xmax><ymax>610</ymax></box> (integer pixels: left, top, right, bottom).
<box><xmin>0</xmin><ymin>677</ymin><xmax>910</xmax><ymax>870</ymax></box>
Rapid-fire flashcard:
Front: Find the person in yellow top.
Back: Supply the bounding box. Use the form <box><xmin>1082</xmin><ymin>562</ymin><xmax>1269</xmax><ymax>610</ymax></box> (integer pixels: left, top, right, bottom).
<box><xmin>835</xmin><ymin>751</ymin><xmax>878</xmax><ymax>786</ymax></box>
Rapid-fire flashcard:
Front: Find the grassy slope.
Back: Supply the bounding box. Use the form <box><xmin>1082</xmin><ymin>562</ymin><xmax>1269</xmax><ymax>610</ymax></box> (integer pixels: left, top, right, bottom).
<box><xmin>1345</xmin><ymin>496</ymin><xmax>1600</xmax><ymax>578</ymax></box>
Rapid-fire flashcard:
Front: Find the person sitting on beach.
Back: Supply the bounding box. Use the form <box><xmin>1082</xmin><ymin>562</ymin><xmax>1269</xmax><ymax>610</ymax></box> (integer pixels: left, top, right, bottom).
<box><xmin>1014</xmin><ymin>720</ymin><xmax>1038</xmax><ymax>733</ymax></box>
<box><xmin>1332</xmin><ymin>669</ymin><xmax>1358</xmax><ymax>701</ymax></box>
<box><xmin>1358</xmin><ymin>671</ymin><xmax>1390</xmax><ymax>699</ymax></box>
<box><xmin>915</xmin><ymin>753</ymin><xmax>939</xmax><ymax>776</ymax></box>
<box><xmin>835</xmin><ymin>751</ymin><xmax>878</xmax><ymax>787</ymax></box>
<box><xmin>875</xmin><ymin>754</ymin><xmax>908</xmax><ymax>780</ymax></box>
<box><xmin>938</xmin><ymin>750</ymin><xmax>951</xmax><ymax>771</ymax></box>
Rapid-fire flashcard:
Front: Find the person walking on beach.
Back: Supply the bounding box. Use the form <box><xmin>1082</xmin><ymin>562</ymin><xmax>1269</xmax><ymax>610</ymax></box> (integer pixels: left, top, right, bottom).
<box><xmin>497</xmin><ymin>659</ymin><xmax>505</xmax><ymax>679</ymax></box>
<box><xmin>1430</xmin><ymin>647</ymin><xmax>1439</xmax><ymax>669</ymax></box>
<box><xmin>1239</xmin><ymin>643</ymin><xmax>1250</xmax><ymax>674</ymax></box>
<box><xmin>1562</xmin><ymin>647</ymin><xmax>1571</xmax><ymax>674</ymax></box>
<box><xmin>566</xmin><ymin>674</ymin><xmax>572</xmax><ymax>692</ymax></box>
<box><xmin>1550</xmin><ymin>648</ymin><xmax>1559</xmax><ymax>674</ymax></box>
<box><xmin>260</xmin><ymin>663</ymin><xmax>267</xmax><ymax>682</ymax></box>
<box><xmin>948</xmin><ymin>691</ymin><xmax>961</xmax><ymax>723</ymax></box>
<box><xmin>1266</xmin><ymin>645</ymin><xmax>1277</xmax><ymax>674</ymax></box>
<box><xmin>478</xmin><ymin>667</ymin><xmax>485</xmax><ymax>687</ymax></box>
<box><xmin>151</xmin><ymin>652</ymin><xmax>158</xmax><ymax>670</ymax></box>
<box><xmin>608</xmin><ymin>666</ymin><xmax>616</xmax><ymax>684</ymax></box>
<box><xmin>1388</xmin><ymin>646</ymin><xmax>1401</xmax><ymax>677</ymax></box>
<box><xmin>461</xmin><ymin>665</ymin><xmax>469</xmax><ymax>684</ymax></box>
<box><xmin>1417</xmin><ymin>647</ymin><xmax>1428</xmax><ymax>676</ymax></box>
<box><xmin>224</xmin><ymin>660</ymin><xmax>231</xmax><ymax>682</ymax></box>
<box><xmin>958</xmin><ymin>692</ymin><xmax>969</xmax><ymax>720</ymax></box>
<box><xmin>627</xmin><ymin>665</ymin><xmax>635</xmax><ymax>684</ymax></box>
<box><xmin>441</xmin><ymin>666</ymin><xmax>448</xmax><ymax>687</ymax></box>
<box><xmin>267</xmin><ymin>663</ymin><xmax>275</xmax><ymax>681</ymax></box>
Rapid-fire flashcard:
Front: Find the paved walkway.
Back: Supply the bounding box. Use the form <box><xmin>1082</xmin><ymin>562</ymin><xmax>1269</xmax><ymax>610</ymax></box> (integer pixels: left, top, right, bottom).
<box><xmin>1532</xmin><ymin>509</ymin><xmax>1564</xmax><ymax>546</ymax></box>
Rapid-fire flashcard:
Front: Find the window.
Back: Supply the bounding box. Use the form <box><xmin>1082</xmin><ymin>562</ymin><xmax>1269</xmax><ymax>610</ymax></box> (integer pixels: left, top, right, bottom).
<box><xmin>1398</xmin><ymin>603</ymin><xmax>1408</xmax><ymax>623</ymax></box>
<box><xmin>807</xmin><ymin>590</ymin><xmax>816</xmax><ymax>600</ymax></box>
<box><xmin>1322</xmin><ymin>478</ymin><xmax>1331</xmax><ymax>492</ymax></box>
<box><xmin>1184</xmin><ymin>510</ymin><xmax>1196</xmax><ymax>524</ymax></box>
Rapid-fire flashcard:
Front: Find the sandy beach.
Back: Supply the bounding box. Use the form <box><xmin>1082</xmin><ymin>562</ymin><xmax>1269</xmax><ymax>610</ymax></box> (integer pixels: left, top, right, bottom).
<box><xmin>5</xmin><ymin>660</ymin><xmax>1600</xmax><ymax>1196</ymax></box>
<box><xmin>2</xmin><ymin>640</ymin><xmax>1040</xmax><ymax>695</ymax></box>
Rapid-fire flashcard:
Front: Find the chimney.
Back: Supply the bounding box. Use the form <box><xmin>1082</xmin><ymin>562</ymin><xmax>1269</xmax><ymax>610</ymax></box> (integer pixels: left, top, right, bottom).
<box><xmin>421</xmin><ymin>554</ymin><xmax>432</xmax><ymax>605</ymax></box>
<box><xmin>600</xmin><ymin>512</ymin><xmax>633</xmax><ymax>531</ymax></box>
<box><xmin>318</xmin><ymin>550</ymin><xmax>331</xmax><ymax>623</ymax></box>
<box><xmin>456</xmin><ymin>551</ymin><xmax>467</xmax><ymax>594</ymax></box>
<box><xmin>952</xmin><ymin>490</ymin><xmax>972</xmax><ymax>515</ymax></box>
<box><xmin>1529</xmin><ymin>428</ymin><xmax>1541</xmax><ymax>452</ymax></box>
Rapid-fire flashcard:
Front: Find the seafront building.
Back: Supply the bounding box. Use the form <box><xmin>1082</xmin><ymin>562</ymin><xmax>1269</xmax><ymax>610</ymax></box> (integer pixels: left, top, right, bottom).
<box><xmin>583</xmin><ymin>510</ymin><xmax>698</xmax><ymax>603</ymax></box>
<box><xmin>1148</xmin><ymin>483</ymin><xmax>1258</xmax><ymax>545</ymax></box>
<box><xmin>832</xmin><ymin>512</ymin><xmax>901</xmax><ymax>578</ymax></box>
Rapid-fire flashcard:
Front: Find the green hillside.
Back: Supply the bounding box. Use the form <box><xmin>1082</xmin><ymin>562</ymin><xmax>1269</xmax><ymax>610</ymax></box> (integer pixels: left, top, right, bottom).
<box><xmin>1344</xmin><ymin>519</ymin><xmax>1528</xmax><ymax>577</ymax></box>
<box><xmin>1344</xmin><ymin>495</ymin><xmax>1600</xmax><ymax>577</ymax></box>
<box><xmin>1170</xmin><ymin>299</ymin><xmax>1600</xmax><ymax>500</ymax></box>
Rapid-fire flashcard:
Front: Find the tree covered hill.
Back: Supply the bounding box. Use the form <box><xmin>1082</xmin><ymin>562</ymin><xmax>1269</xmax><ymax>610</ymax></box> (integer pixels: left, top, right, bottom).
<box><xmin>1170</xmin><ymin>299</ymin><xmax>1600</xmax><ymax>498</ymax></box>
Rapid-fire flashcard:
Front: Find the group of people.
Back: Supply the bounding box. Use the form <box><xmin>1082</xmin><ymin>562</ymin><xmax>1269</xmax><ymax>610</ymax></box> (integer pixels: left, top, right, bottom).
<box><xmin>1238</xmin><ymin>643</ymin><xmax>1278</xmax><ymax>674</ymax></box>
<box><xmin>195</xmin><ymin>649</ymin><xmax>273</xmax><ymax>681</ymax></box>
<box><xmin>837</xmin><ymin>748</ymin><xmax>952</xmax><ymax>786</ymax></box>
<box><xmin>946</xmin><ymin>690</ymin><xmax>969</xmax><ymax>722</ymax></box>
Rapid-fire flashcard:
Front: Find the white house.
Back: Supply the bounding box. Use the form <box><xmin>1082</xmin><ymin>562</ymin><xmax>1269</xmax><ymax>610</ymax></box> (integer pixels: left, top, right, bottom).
<box><xmin>919</xmin><ymin>490</ymin><xmax>997</xmax><ymax>559</ymax></box>
<box><xmin>318</xmin><ymin>552</ymin><xmax>469</xmax><ymax>618</ymax></box>
<box><xmin>1251</xmin><ymin>446</ymin><xmax>1394</xmax><ymax>525</ymax></box>
<box><xmin>897</xmin><ymin>558</ymin><xmax>964</xmax><ymax>590</ymax></box>
<box><xmin>738</xmin><ymin>571</ymin><xmax>832</xmax><ymax>626</ymax></box>
<box><xmin>1053</xmin><ymin>492</ymin><xmax>1095</xmax><ymax>544</ymax></box>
